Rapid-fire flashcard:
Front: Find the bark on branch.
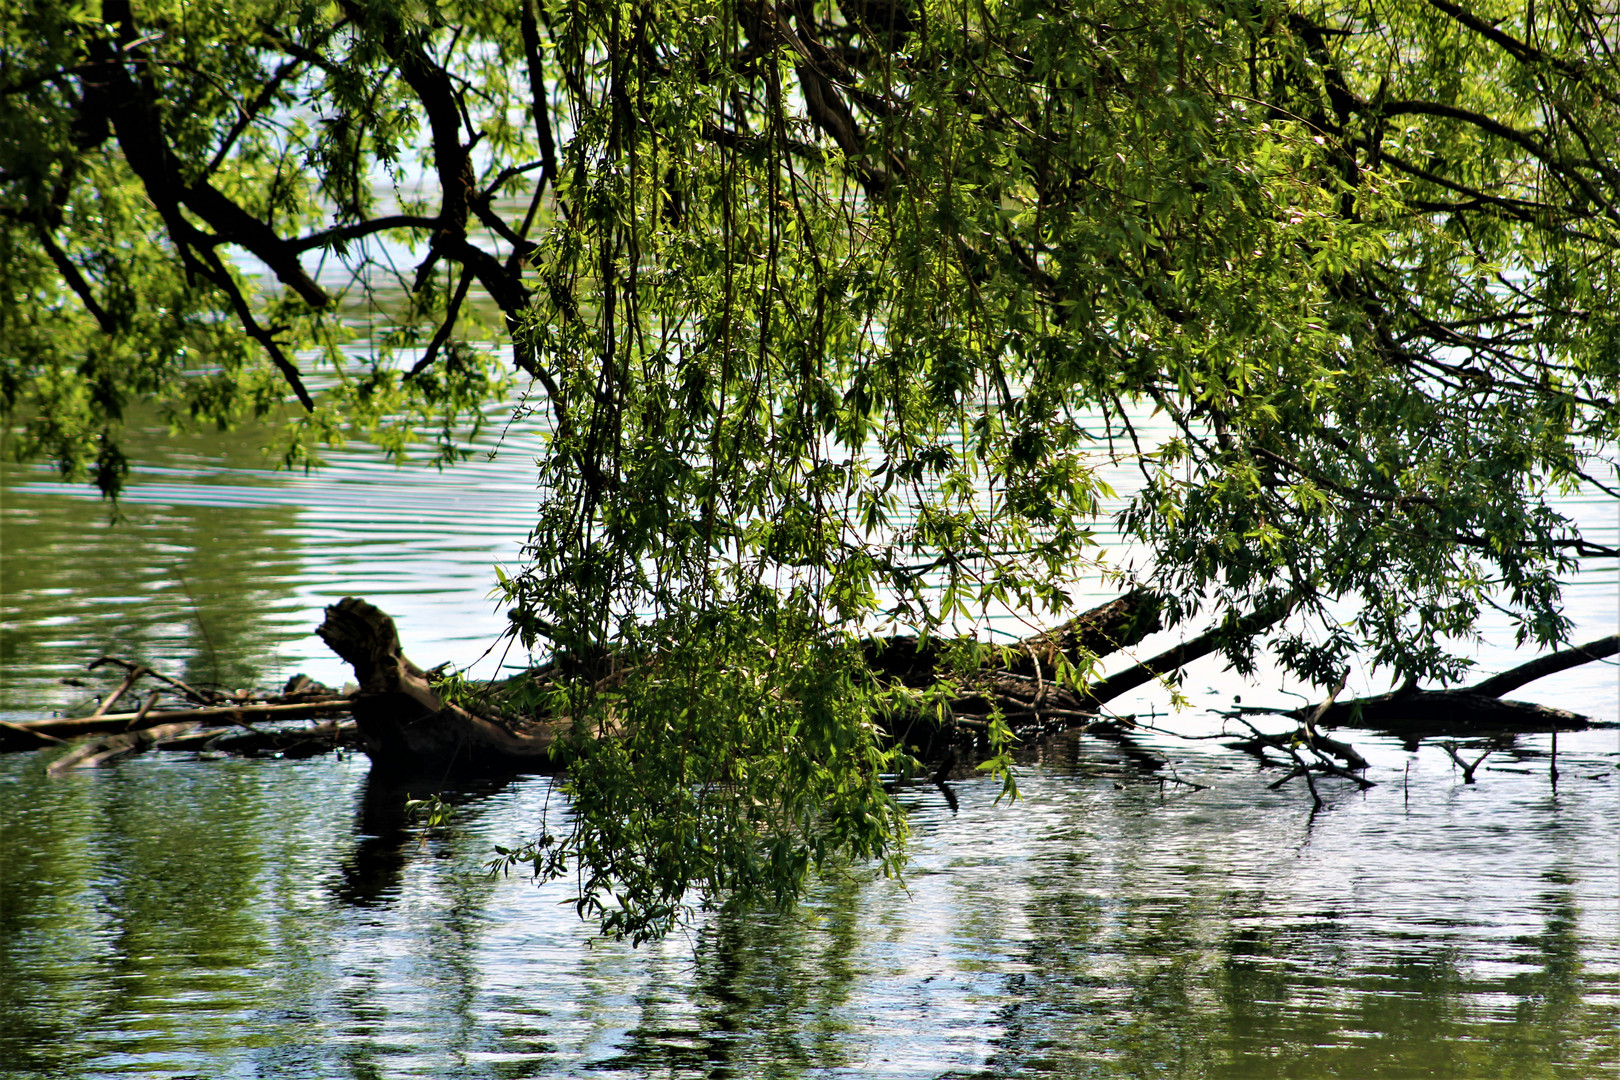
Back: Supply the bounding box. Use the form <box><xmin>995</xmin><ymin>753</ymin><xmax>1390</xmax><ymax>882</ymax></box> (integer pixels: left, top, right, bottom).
<box><xmin>1298</xmin><ymin>635</ymin><xmax>1616</xmax><ymax>733</ymax></box>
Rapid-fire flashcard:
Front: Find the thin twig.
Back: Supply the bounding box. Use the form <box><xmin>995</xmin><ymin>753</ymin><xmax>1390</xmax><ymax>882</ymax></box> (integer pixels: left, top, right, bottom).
<box><xmin>91</xmin><ymin>665</ymin><xmax>147</xmax><ymax>717</ymax></box>
<box><xmin>88</xmin><ymin>657</ymin><xmax>220</xmax><ymax>705</ymax></box>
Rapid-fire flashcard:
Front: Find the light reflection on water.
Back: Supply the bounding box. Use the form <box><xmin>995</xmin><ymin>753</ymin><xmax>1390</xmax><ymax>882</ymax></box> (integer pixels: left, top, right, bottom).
<box><xmin>2</xmin><ymin>402</ymin><xmax>1614</xmax><ymax>722</ymax></box>
<box><xmin>0</xmin><ymin>408</ymin><xmax>548</xmax><ymax>710</ymax></box>
<box><xmin>0</xmin><ymin>730</ymin><xmax>1616</xmax><ymax>1079</ymax></box>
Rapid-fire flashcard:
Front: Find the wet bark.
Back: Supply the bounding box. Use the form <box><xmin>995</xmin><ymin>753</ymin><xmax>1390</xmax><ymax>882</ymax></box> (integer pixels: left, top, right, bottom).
<box><xmin>1299</xmin><ymin>634</ymin><xmax>1616</xmax><ymax>734</ymax></box>
<box><xmin>315</xmin><ymin>596</ymin><xmax>572</xmax><ymax>774</ymax></box>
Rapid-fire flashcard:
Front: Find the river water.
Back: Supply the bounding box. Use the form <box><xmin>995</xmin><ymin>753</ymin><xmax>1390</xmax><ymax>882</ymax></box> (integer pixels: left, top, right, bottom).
<box><xmin>2</xmin><ymin>404</ymin><xmax>1618</xmax><ymax>1078</ymax></box>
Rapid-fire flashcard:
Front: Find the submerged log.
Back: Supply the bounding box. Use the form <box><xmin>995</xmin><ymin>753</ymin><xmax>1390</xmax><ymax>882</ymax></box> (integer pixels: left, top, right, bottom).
<box><xmin>865</xmin><ymin>587</ymin><xmax>1162</xmax><ymax>687</ymax></box>
<box><xmin>47</xmin><ymin>721</ymin><xmax>202</xmax><ymax>775</ymax></box>
<box><xmin>150</xmin><ymin>719</ymin><xmax>362</xmax><ymax>758</ymax></box>
<box><xmin>316</xmin><ymin>592</ymin><xmax>1167</xmax><ymax>774</ymax></box>
<box><xmin>0</xmin><ymin>700</ymin><xmax>352</xmax><ymax>752</ymax></box>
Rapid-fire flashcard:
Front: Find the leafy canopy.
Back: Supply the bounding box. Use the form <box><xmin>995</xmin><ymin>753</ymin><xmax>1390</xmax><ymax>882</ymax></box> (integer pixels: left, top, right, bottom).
<box><xmin>4</xmin><ymin>0</ymin><xmax>1618</xmax><ymax>937</ymax></box>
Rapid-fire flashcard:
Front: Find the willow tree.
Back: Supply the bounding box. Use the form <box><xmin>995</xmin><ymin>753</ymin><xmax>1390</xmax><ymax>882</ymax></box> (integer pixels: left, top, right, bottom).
<box><xmin>4</xmin><ymin>0</ymin><xmax>1618</xmax><ymax>937</ymax></box>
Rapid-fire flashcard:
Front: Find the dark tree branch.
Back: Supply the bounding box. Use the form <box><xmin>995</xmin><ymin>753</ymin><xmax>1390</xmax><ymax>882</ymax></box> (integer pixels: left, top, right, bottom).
<box><xmin>34</xmin><ymin>224</ymin><xmax>116</xmax><ymax>333</ymax></box>
<box><xmin>409</xmin><ymin>265</ymin><xmax>474</xmax><ymax>377</ymax></box>
<box><xmin>519</xmin><ymin>0</ymin><xmax>560</xmax><ymax>197</ymax></box>
<box><xmin>1466</xmin><ymin>634</ymin><xmax>1620</xmax><ymax>699</ymax></box>
<box><xmin>1084</xmin><ymin>596</ymin><xmax>1297</xmax><ymax>706</ymax></box>
<box><xmin>290</xmin><ymin>215</ymin><xmax>441</xmax><ymax>254</ymax></box>
<box><xmin>192</xmin><ymin>241</ymin><xmax>316</xmax><ymax>410</ymax></box>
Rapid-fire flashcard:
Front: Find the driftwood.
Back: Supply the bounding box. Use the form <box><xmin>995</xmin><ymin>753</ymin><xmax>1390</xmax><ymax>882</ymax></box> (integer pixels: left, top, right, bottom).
<box><xmin>316</xmin><ymin>597</ymin><xmax>574</xmax><ymax>774</ymax></box>
<box><xmin>311</xmin><ymin>592</ymin><xmax>1168</xmax><ymax>775</ymax></box>
<box><xmin>1210</xmin><ymin>633</ymin><xmax>1615</xmax><ymax>802</ymax></box>
<box><xmin>19</xmin><ymin>592</ymin><xmax>1608</xmax><ymax>796</ymax></box>
<box><xmin>1078</xmin><ymin>597</ymin><xmax>1295</xmax><ymax>708</ymax></box>
<box><xmin>1299</xmin><ymin>633</ymin><xmax>1617</xmax><ymax>735</ymax></box>
<box><xmin>2</xmin><ymin>700</ymin><xmax>354</xmax><ymax>753</ymax></box>
<box><xmin>320</xmin><ymin>589</ymin><xmax>1606</xmax><ymax>782</ymax></box>
<box><xmin>47</xmin><ymin>721</ymin><xmax>203</xmax><ymax>774</ymax></box>
<box><xmin>4</xmin><ymin>658</ymin><xmax>359</xmax><ymax>764</ymax></box>
<box><xmin>865</xmin><ymin>587</ymin><xmax>1162</xmax><ymax>687</ymax></box>
<box><xmin>150</xmin><ymin>719</ymin><xmax>361</xmax><ymax>757</ymax></box>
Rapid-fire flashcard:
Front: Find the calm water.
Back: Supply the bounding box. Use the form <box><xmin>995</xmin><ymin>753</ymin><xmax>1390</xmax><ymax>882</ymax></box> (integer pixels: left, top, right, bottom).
<box><xmin>2</xmin><ymin>406</ymin><xmax>1618</xmax><ymax>1078</ymax></box>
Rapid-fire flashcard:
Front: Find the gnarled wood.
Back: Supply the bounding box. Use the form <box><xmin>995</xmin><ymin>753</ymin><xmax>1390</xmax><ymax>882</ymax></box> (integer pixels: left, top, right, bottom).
<box><xmin>316</xmin><ymin>597</ymin><xmax>570</xmax><ymax>774</ymax></box>
<box><xmin>1310</xmin><ymin>691</ymin><xmax>1590</xmax><ymax>734</ymax></box>
<box><xmin>0</xmin><ymin>701</ymin><xmax>352</xmax><ymax>752</ymax></box>
<box><xmin>1297</xmin><ymin>635</ymin><xmax>1615</xmax><ymax>734</ymax></box>
<box><xmin>1466</xmin><ymin>634</ymin><xmax>1619</xmax><ymax>699</ymax></box>
<box><xmin>864</xmin><ymin>587</ymin><xmax>1162</xmax><ymax>687</ymax></box>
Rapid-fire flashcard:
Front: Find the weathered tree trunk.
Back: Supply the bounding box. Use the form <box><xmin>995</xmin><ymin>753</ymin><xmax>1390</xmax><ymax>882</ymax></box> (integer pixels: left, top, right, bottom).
<box><xmin>864</xmin><ymin>587</ymin><xmax>1161</xmax><ymax>685</ymax></box>
<box><xmin>316</xmin><ymin>597</ymin><xmax>570</xmax><ymax>774</ymax></box>
<box><xmin>318</xmin><ymin>592</ymin><xmax>1165</xmax><ymax>772</ymax></box>
<box><xmin>1302</xmin><ymin>634</ymin><xmax>1617</xmax><ymax>734</ymax></box>
<box><xmin>315</xmin><ymin>596</ymin><xmax>1610</xmax><ymax>778</ymax></box>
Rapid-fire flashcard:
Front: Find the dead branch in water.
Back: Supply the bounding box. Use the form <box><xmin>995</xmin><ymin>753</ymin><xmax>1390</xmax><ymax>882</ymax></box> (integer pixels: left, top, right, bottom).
<box><xmin>1286</xmin><ymin>635</ymin><xmax>1616</xmax><ymax>734</ymax></box>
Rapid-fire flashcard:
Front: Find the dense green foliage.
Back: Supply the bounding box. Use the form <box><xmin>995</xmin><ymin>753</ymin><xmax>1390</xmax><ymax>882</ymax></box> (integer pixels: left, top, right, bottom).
<box><xmin>4</xmin><ymin>0</ymin><xmax>1618</xmax><ymax>937</ymax></box>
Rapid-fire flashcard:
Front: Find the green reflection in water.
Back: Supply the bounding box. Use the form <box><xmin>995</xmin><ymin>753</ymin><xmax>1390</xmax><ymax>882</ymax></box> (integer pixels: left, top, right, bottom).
<box><xmin>974</xmin><ymin>809</ymin><xmax>1619</xmax><ymax>1079</ymax></box>
<box><xmin>1</xmin><ymin>739</ymin><xmax>1617</xmax><ymax>1079</ymax></box>
<box><xmin>1</xmin><ymin>425</ymin><xmax>308</xmax><ymax>712</ymax></box>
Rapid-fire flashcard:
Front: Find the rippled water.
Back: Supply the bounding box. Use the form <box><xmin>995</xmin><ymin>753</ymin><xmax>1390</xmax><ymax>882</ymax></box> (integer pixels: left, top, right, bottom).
<box><xmin>1</xmin><ymin>729</ymin><xmax>1617</xmax><ymax>1079</ymax></box>
<box><xmin>1</xmin><ymin>406</ymin><xmax>545</xmax><ymax>713</ymax></box>
<box><xmin>2</xmin><ymin>404</ymin><xmax>1618</xmax><ymax>1078</ymax></box>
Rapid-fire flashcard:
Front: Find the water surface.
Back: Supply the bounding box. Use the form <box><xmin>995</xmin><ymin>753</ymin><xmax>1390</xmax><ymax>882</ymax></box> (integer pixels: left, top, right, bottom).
<box><xmin>1</xmin><ymin>730</ymin><xmax>1616</xmax><ymax>1079</ymax></box>
<box><xmin>2</xmin><ymin>402</ymin><xmax>1617</xmax><ymax>1079</ymax></box>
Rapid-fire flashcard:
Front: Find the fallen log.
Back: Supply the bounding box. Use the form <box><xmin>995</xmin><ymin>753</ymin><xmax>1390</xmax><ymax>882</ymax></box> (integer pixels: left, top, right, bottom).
<box><xmin>151</xmin><ymin>719</ymin><xmax>363</xmax><ymax>757</ymax></box>
<box><xmin>1301</xmin><ymin>634</ymin><xmax>1616</xmax><ymax>734</ymax></box>
<box><xmin>316</xmin><ymin>592</ymin><xmax>1168</xmax><ymax>774</ymax></box>
<box><xmin>1078</xmin><ymin>596</ymin><xmax>1296</xmax><ymax>708</ymax></box>
<box><xmin>316</xmin><ymin>597</ymin><xmax>573</xmax><ymax>774</ymax></box>
<box><xmin>88</xmin><ymin>656</ymin><xmax>221</xmax><ymax>705</ymax></box>
<box><xmin>47</xmin><ymin>721</ymin><xmax>203</xmax><ymax>775</ymax></box>
<box><xmin>865</xmin><ymin>587</ymin><xmax>1162</xmax><ymax>687</ymax></box>
<box><xmin>1312</xmin><ymin>692</ymin><xmax>1590</xmax><ymax>734</ymax></box>
<box><xmin>0</xmin><ymin>700</ymin><xmax>353</xmax><ymax>752</ymax></box>
<box><xmin>1466</xmin><ymin>634</ymin><xmax>1619</xmax><ymax>699</ymax></box>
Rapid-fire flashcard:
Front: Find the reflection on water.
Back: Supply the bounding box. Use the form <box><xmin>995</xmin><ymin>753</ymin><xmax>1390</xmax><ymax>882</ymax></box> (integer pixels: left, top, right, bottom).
<box><xmin>1</xmin><ymin>407</ymin><xmax>545</xmax><ymax>715</ymax></box>
<box><xmin>1</xmin><ymin>729</ymin><xmax>1615</xmax><ymax>1079</ymax></box>
<box><xmin>2</xmin><ymin>397</ymin><xmax>1617</xmax><ymax>1078</ymax></box>
<box><xmin>4</xmin><ymin>398</ymin><xmax>1615</xmax><ymax>724</ymax></box>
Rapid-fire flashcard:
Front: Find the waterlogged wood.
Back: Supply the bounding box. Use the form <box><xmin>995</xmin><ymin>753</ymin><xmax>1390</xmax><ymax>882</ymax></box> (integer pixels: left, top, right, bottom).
<box><xmin>88</xmin><ymin>665</ymin><xmax>146</xmax><ymax>718</ymax></box>
<box><xmin>1079</xmin><ymin>598</ymin><xmax>1296</xmax><ymax>708</ymax></box>
<box><xmin>1466</xmin><ymin>635</ymin><xmax>1620</xmax><ymax>700</ymax></box>
<box><xmin>0</xmin><ymin>720</ymin><xmax>69</xmax><ymax>747</ymax></box>
<box><xmin>1302</xmin><ymin>638</ymin><xmax>1614</xmax><ymax>734</ymax></box>
<box><xmin>865</xmin><ymin>588</ymin><xmax>1162</xmax><ymax>687</ymax></box>
<box><xmin>1311</xmin><ymin>691</ymin><xmax>1591</xmax><ymax>734</ymax></box>
<box><xmin>88</xmin><ymin>656</ymin><xmax>219</xmax><ymax>705</ymax></box>
<box><xmin>47</xmin><ymin>721</ymin><xmax>202</xmax><ymax>775</ymax></box>
<box><xmin>151</xmin><ymin>719</ymin><xmax>362</xmax><ymax>756</ymax></box>
<box><xmin>316</xmin><ymin>597</ymin><xmax>572</xmax><ymax>774</ymax></box>
<box><xmin>0</xmin><ymin>700</ymin><xmax>354</xmax><ymax>752</ymax></box>
<box><xmin>317</xmin><ymin>593</ymin><xmax>1166</xmax><ymax>774</ymax></box>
